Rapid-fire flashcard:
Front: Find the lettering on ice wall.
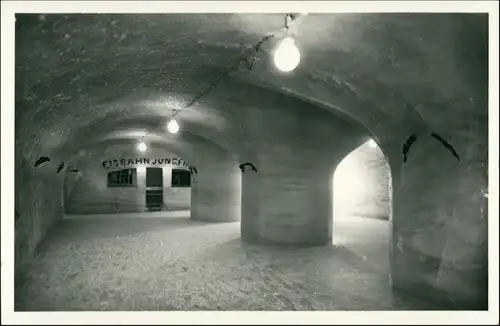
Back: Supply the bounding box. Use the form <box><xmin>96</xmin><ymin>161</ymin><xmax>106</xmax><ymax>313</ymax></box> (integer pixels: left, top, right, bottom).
<box><xmin>102</xmin><ymin>157</ymin><xmax>189</xmax><ymax>169</ymax></box>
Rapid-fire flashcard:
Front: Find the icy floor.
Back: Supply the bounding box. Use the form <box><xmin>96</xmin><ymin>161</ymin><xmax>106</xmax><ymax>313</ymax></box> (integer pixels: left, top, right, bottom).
<box><xmin>15</xmin><ymin>212</ymin><xmax>439</xmax><ymax>311</ymax></box>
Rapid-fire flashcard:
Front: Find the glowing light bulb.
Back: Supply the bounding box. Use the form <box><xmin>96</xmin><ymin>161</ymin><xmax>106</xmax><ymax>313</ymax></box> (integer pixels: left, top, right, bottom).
<box><xmin>137</xmin><ymin>141</ymin><xmax>147</xmax><ymax>152</ymax></box>
<box><xmin>167</xmin><ymin>119</ymin><xmax>179</xmax><ymax>134</ymax></box>
<box><xmin>273</xmin><ymin>37</ymin><xmax>301</xmax><ymax>72</ymax></box>
<box><xmin>368</xmin><ymin>139</ymin><xmax>377</xmax><ymax>148</ymax></box>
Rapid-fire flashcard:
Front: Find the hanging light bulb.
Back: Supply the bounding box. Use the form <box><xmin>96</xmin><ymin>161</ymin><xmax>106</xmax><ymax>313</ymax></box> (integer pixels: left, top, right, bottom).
<box><xmin>137</xmin><ymin>141</ymin><xmax>147</xmax><ymax>152</ymax></box>
<box><xmin>273</xmin><ymin>37</ymin><xmax>301</xmax><ymax>72</ymax></box>
<box><xmin>167</xmin><ymin>119</ymin><xmax>179</xmax><ymax>134</ymax></box>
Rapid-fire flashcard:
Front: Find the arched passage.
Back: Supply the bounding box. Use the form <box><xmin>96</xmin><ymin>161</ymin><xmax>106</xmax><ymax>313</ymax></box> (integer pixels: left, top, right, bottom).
<box><xmin>332</xmin><ymin>139</ymin><xmax>392</xmax><ymax>274</ymax></box>
<box><xmin>62</xmin><ymin>130</ymin><xmax>243</xmax><ymax>223</ymax></box>
<box><xmin>333</xmin><ymin>139</ymin><xmax>392</xmax><ymax>220</ymax></box>
<box><xmin>63</xmin><ymin>143</ymin><xmax>194</xmax><ymax>215</ymax></box>
<box><xmin>10</xmin><ymin>12</ymin><xmax>489</xmax><ymax>312</ymax></box>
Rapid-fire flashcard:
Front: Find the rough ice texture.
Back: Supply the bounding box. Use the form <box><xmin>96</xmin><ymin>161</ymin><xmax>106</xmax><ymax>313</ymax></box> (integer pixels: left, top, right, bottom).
<box><xmin>391</xmin><ymin>133</ymin><xmax>488</xmax><ymax>309</ymax></box>
<box><xmin>15</xmin><ymin>158</ymin><xmax>65</xmax><ymax>280</ymax></box>
<box><xmin>15</xmin><ymin>213</ymin><xmax>438</xmax><ymax>311</ymax></box>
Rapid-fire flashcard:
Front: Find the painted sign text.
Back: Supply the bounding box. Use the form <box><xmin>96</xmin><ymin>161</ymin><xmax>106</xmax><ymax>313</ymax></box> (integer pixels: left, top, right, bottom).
<box><xmin>102</xmin><ymin>157</ymin><xmax>189</xmax><ymax>169</ymax></box>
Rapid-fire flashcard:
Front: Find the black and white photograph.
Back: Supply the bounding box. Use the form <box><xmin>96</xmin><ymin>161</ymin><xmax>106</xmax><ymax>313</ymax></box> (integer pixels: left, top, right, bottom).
<box><xmin>1</xmin><ymin>1</ymin><xmax>498</xmax><ymax>324</ymax></box>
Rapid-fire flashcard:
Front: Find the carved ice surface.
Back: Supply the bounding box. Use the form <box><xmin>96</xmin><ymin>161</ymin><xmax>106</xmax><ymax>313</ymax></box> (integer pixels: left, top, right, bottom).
<box><xmin>15</xmin><ymin>212</ymin><xmax>435</xmax><ymax>311</ymax></box>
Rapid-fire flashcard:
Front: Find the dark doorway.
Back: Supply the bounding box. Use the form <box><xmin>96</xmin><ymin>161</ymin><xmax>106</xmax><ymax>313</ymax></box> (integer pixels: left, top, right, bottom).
<box><xmin>146</xmin><ymin>167</ymin><xmax>163</xmax><ymax>211</ymax></box>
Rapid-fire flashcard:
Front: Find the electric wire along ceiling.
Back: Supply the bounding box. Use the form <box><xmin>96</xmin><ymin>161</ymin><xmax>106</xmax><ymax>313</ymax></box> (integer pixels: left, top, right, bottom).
<box><xmin>136</xmin><ymin>13</ymin><xmax>303</xmax><ymax>153</ymax></box>
<box><xmin>32</xmin><ymin>14</ymin><xmax>459</xmax><ymax>172</ymax></box>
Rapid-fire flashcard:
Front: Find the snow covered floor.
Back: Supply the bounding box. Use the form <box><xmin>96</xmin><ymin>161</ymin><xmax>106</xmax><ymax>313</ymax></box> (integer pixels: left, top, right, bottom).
<box><xmin>15</xmin><ymin>212</ymin><xmax>438</xmax><ymax>311</ymax></box>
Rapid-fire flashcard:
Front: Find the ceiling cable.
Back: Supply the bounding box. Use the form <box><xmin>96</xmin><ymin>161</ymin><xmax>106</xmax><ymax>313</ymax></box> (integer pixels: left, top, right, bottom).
<box><xmin>172</xmin><ymin>13</ymin><xmax>296</xmax><ymax>118</ymax></box>
<box><xmin>285</xmin><ymin>14</ymin><xmax>292</xmax><ymax>35</ymax></box>
<box><xmin>142</xmin><ymin>13</ymin><xmax>298</xmax><ymax>139</ymax></box>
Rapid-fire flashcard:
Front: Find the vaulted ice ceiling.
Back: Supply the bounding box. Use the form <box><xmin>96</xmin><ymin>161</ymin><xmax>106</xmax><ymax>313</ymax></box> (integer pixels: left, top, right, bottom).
<box><xmin>15</xmin><ymin>13</ymin><xmax>488</xmax><ymax>164</ymax></box>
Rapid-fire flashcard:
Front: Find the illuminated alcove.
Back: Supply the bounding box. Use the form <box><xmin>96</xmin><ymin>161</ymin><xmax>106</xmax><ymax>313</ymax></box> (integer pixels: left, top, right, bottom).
<box><xmin>332</xmin><ymin>139</ymin><xmax>392</xmax><ymax>272</ymax></box>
